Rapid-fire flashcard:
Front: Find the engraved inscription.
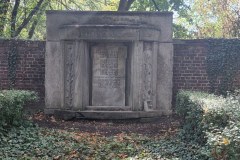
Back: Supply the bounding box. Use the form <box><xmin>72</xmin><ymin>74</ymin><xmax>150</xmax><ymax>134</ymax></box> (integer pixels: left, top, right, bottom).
<box><xmin>77</xmin><ymin>28</ymin><xmax>137</xmax><ymax>40</ymax></box>
<box><xmin>91</xmin><ymin>44</ymin><xmax>127</xmax><ymax>106</ymax></box>
<box><xmin>95</xmin><ymin>78</ymin><xmax>121</xmax><ymax>89</ymax></box>
<box><xmin>78</xmin><ymin>29</ymin><xmax>116</xmax><ymax>39</ymax></box>
<box><xmin>94</xmin><ymin>46</ymin><xmax>124</xmax><ymax>88</ymax></box>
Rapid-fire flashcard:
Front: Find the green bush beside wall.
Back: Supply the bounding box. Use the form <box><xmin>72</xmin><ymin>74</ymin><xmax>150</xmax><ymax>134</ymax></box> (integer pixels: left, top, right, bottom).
<box><xmin>0</xmin><ymin>90</ymin><xmax>38</xmax><ymax>129</ymax></box>
<box><xmin>176</xmin><ymin>90</ymin><xmax>240</xmax><ymax>159</ymax></box>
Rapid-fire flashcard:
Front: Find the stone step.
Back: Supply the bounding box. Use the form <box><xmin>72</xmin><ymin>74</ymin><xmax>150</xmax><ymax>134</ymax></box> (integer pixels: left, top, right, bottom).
<box><xmin>52</xmin><ymin>109</ymin><xmax>163</xmax><ymax>120</ymax></box>
<box><xmin>77</xmin><ymin>110</ymin><xmax>162</xmax><ymax>119</ymax></box>
<box><xmin>86</xmin><ymin>106</ymin><xmax>131</xmax><ymax>111</ymax></box>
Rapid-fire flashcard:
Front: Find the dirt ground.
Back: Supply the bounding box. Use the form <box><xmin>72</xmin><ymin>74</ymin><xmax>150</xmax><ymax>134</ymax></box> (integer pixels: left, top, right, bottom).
<box><xmin>30</xmin><ymin>112</ymin><xmax>181</xmax><ymax>137</ymax></box>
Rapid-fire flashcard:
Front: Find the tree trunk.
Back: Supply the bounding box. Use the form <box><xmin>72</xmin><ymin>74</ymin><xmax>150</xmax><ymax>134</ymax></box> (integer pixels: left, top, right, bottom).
<box><xmin>117</xmin><ymin>0</ymin><xmax>135</xmax><ymax>11</ymax></box>
<box><xmin>151</xmin><ymin>0</ymin><xmax>160</xmax><ymax>11</ymax></box>
<box><xmin>28</xmin><ymin>1</ymin><xmax>48</xmax><ymax>39</ymax></box>
<box><xmin>28</xmin><ymin>20</ymin><xmax>38</xmax><ymax>39</ymax></box>
<box><xmin>10</xmin><ymin>0</ymin><xmax>21</xmax><ymax>37</ymax></box>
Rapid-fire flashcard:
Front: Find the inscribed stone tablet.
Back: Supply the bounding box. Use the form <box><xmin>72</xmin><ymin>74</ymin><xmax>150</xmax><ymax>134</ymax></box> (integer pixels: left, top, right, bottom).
<box><xmin>91</xmin><ymin>44</ymin><xmax>127</xmax><ymax>106</ymax></box>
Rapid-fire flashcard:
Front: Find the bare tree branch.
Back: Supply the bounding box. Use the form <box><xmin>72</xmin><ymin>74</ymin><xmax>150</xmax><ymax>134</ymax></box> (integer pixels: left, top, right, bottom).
<box><xmin>12</xmin><ymin>0</ymin><xmax>45</xmax><ymax>37</ymax></box>
<box><xmin>58</xmin><ymin>0</ymin><xmax>71</xmax><ymax>10</ymax></box>
<box><xmin>28</xmin><ymin>1</ymin><xmax>48</xmax><ymax>39</ymax></box>
<box><xmin>151</xmin><ymin>0</ymin><xmax>160</xmax><ymax>11</ymax></box>
<box><xmin>10</xmin><ymin>0</ymin><xmax>20</xmax><ymax>37</ymax></box>
<box><xmin>125</xmin><ymin>0</ymin><xmax>134</xmax><ymax>11</ymax></box>
<box><xmin>28</xmin><ymin>19</ymin><xmax>38</xmax><ymax>39</ymax></box>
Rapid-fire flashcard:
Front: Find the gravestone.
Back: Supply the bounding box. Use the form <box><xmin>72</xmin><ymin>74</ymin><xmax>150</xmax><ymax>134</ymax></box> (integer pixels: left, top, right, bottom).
<box><xmin>45</xmin><ymin>11</ymin><xmax>173</xmax><ymax>119</ymax></box>
<box><xmin>92</xmin><ymin>44</ymin><xmax>127</xmax><ymax>106</ymax></box>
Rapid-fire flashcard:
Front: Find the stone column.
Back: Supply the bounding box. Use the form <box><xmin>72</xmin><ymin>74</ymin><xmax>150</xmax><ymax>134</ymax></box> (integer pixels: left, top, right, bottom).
<box><xmin>72</xmin><ymin>41</ymin><xmax>89</xmax><ymax>111</ymax></box>
<box><xmin>130</xmin><ymin>41</ymin><xmax>144</xmax><ymax>111</ymax></box>
<box><xmin>45</xmin><ymin>42</ymin><xmax>64</xmax><ymax>112</ymax></box>
<box><xmin>157</xmin><ymin>43</ymin><xmax>173</xmax><ymax>115</ymax></box>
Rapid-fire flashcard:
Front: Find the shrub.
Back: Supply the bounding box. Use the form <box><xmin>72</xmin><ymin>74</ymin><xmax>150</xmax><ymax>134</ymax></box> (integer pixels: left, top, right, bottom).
<box><xmin>175</xmin><ymin>91</ymin><xmax>210</xmax><ymax>144</ymax></box>
<box><xmin>176</xmin><ymin>90</ymin><xmax>240</xmax><ymax>159</ymax></box>
<box><xmin>0</xmin><ymin>90</ymin><xmax>38</xmax><ymax>129</ymax></box>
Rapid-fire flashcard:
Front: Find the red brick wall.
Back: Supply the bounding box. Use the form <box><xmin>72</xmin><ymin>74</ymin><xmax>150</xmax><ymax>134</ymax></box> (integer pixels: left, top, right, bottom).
<box><xmin>0</xmin><ymin>39</ymin><xmax>45</xmax><ymax>101</ymax></box>
<box><xmin>0</xmin><ymin>39</ymin><xmax>239</xmax><ymax>104</ymax></box>
<box><xmin>173</xmin><ymin>40</ymin><xmax>210</xmax><ymax>94</ymax></box>
<box><xmin>173</xmin><ymin>40</ymin><xmax>240</xmax><ymax>95</ymax></box>
<box><xmin>173</xmin><ymin>39</ymin><xmax>240</xmax><ymax>105</ymax></box>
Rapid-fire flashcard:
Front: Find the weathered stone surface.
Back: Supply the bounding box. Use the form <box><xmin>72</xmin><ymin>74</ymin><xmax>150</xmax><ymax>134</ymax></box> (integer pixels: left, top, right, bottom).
<box><xmin>76</xmin><ymin>110</ymin><xmax>162</xmax><ymax>119</ymax></box>
<box><xmin>60</xmin><ymin>27</ymin><xmax>141</xmax><ymax>41</ymax></box>
<box><xmin>157</xmin><ymin>43</ymin><xmax>173</xmax><ymax>115</ymax></box>
<box><xmin>63</xmin><ymin>41</ymin><xmax>75</xmax><ymax>109</ymax></box>
<box><xmin>86</xmin><ymin>106</ymin><xmax>131</xmax><ymax>111</ymax></box>
<box><xmin>45</xmin><ymin>42</ymin><xmax>64</xmax><ymax>109</ymax></box>
<box><xmin>46</xmin><ymin>11</ymin><xmax>172</xmax><ymax>42</ymax></box>
<box><xmin>142</xmin><ymin>42</ymin><xmax>158</xmax><ymax>110</ymax></box>
<box><xmin>91</xmin><ymin>44</ymin><xmax>127</xmax><ymax>106</ymax></box>
<box><xmin>130</xmin><ymin>41</ymin><xmax>143</xmax><ymax>111</ymax></box>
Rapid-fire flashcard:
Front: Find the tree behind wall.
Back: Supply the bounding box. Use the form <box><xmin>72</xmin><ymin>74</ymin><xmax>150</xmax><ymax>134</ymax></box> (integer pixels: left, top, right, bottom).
<box><xmin>186</xmin><ymin>0</ymin><xmax>240</xmax><ymax>38</ymax></box>
<box><xmin>0</xmin><ymin>0</ymin><xmax>191</xmax><ymax>39</ymax></box>
<box><xmin>0</xmin><ymin>0</ymin><xmax>120</xmax><ymax>39</ymax></box>
<box><xmin>0</xmin><ymin>0</ymin><xmax>46</xmax><ymax>38</ymax></box>
<box><xmin>0</xmin><ymin>0</ymin><xmax>10</xmax><ymax>37</ymax></box>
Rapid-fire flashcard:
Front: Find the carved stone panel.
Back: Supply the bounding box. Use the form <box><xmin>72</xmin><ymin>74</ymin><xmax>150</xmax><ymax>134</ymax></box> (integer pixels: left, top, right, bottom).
<box><xmin>64</xmin><ymin>42</ymin><xmax>75</xmax><ymax>109</ymax></box>
<box><xmin>143</xmin><ymin>42</ymin><xmax>156</xmax><ymax>110</ymax></box>
<box><xmin>91</xmin><ymin>44</ymin><xmax>127</xmax><ymax>106</ymax></box>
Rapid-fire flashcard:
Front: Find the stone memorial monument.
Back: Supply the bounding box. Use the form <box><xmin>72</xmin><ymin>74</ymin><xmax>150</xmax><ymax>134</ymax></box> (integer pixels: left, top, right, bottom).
<box><xmin>45</xmin><ymin>11</ymin><xmax>173</xmax><ymax>119</ymax></box>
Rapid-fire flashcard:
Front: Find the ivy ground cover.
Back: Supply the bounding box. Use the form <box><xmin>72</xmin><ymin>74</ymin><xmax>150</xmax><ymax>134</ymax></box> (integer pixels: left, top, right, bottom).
<box><xmin>0</xmin><ymin>116</ymin><xmax>181</xmax><ymax>160</ymax></box>
<box><xmin>1</xmin><ymin>90</ymin><xmax>240</xmax><ymax>159</ymax></box>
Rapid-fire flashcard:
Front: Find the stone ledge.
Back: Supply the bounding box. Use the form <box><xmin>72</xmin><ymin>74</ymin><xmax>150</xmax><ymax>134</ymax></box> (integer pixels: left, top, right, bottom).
<box><xmin>45</xmin><ymin>109</ymin><xmax>164</xmax><ymax>120</ymax></box>
<box><xmin>79</xmin><ymin>110</ymin><xmax>163</xmax><ymax>119</ymax></box>
<box><xmin>86</xmin><ymin>106</ymin><xmax>131</xmax><ymax>111</ymax></box>
<box><xmin>46</xmin><ymin>11</ymin><xmax>173</xmax><ymax>16</ymax></box>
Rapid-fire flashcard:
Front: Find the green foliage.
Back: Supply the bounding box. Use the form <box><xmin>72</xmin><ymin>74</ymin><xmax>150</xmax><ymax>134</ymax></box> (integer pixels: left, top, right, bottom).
<box><xmin>0</xmin><ymin>124</ymin><xmax>211</xmax><ymax>160</ymax></box>
<box><xmin>187</xmin><ymin>0</ymin><xmax>240</xmax><ymax>38</ymax></box>
<box><xmin>173</xmin><ymin>24</ymin><xmax>193</xmax><ymax>39</ymax></box>
<box><xmin>130</xmin><ymin>0</ymin><xmax>185</xmax><ymax>11</ymax></box>
<box><xmin>1</xmin><ymin>0</ymin><xmax>191</xmax><ymax>39</ymax></box>
<box><xmin>0</xmin><ymin>126</ymin><xmax>80</xmax><ymax>159</ymax></box>
<box><xmin>175</xmin><ymin>91</ymin><xmax>207</xmax><ymax>144</ymax></box>
<box><xmin>143</xmin><ymin>138</ymin><xmax>211</xmax><ymax>160</ymax></box>
<box><xmin>176</xmin><ymin>90</ymin><xmax>240</xmax><ymax>159</ymax></box>
<box><xmin>0</xmin><ymin>126</ymin><xmax>140</xmax><ymax>159</ymax></box>
<box><xmin>207</xmin><ymin>39</ymin><xmax>240</xmax><ymax>95</ymax></box>
<box><xmin>0</xmin><ymin>123</ymin><xmax>212</xmax><ymax>160</ymax></box>
<box><xmin>0</xmin><ymin>90</ymin><xmax>38</xmax><ymax>129</ymax></box>
<box><xmin>130</xmin><ymin>0</ymin><xmax>191</xmax><ymax>39</ymax></box>
<box><xmin>205</xmin><ymin>90</ymin><xmax>240</xmax><ymax>159</ymax></box>
<box><xmin>1</xmin><ymin>90</ymin><xmax>239</xmax><ymax>159</ymax></box>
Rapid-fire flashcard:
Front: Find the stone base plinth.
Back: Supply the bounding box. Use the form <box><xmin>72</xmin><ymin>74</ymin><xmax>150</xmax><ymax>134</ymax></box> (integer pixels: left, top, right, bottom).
<box><xmin>44</xmin><ymin>109</ymin><xmax>169</xmax><ymax>120</ymax></box>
